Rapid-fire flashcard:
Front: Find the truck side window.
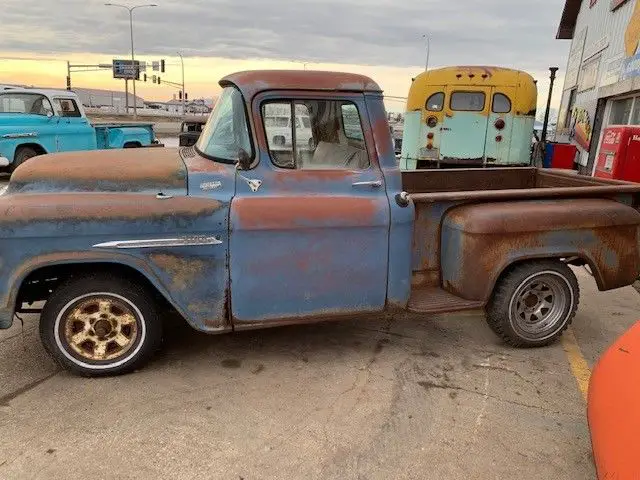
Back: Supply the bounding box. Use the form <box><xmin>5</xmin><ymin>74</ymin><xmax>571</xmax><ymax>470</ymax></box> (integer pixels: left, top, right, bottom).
<box><xmin>425</xmin><ymin>92</ymin><xmax>444</xmax><ymax>112</ymax></box>
<box><xmin>54</xmin><ymin>98</ymin><xmax>82</xmax><ymax>118</ymax></box>
<box><xmin>263</xmin><ymin>99</ymin><xmax>369</xmax><ymax>170</ymax></box>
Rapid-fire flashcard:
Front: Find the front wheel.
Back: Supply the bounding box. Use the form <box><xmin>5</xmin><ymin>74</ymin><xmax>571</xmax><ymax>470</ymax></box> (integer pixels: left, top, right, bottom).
<box><xmin>40</xmin><ymin>276</ymin><xmax>162</xmax><ymax>376</ymax></box>
<box><xmin>486</xmin><ymin>260</ymin><xmax>580</xmax><ymax>348</ymax></box>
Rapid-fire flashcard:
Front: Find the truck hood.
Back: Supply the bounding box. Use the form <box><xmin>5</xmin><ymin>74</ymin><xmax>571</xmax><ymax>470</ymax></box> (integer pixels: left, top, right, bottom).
<box><xmin>7</xmin><ymin>148</ymin><xmax>187</xmax><ymax>195</ymax></box>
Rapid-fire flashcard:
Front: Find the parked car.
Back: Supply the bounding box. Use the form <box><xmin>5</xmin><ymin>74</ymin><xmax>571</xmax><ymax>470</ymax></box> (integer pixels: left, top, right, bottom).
<box><xmin>0</xmin><ymin>87</ymin><xmax>161</xmax><ymax>171</ymax></box>
<box><xmin>178</xmin><ymin>116</ymin><xmax>208</xmax><ymax>147</ymax></box>
<box><xmin>1</xmin><ymin>70</ymin><xmax>640</xmax><ymax>376</ymax></box>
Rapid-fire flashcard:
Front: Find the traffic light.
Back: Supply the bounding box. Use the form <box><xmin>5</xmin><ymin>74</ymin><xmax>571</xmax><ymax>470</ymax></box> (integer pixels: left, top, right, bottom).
<box><xmin>160</xmin><ymin>59</ymin><xmax>165</xmax><ymax>73</ymax></box>
<box><xmin>185</xmin><ymin>92</ymin><xmax>188</xmax><ymax>101</ymax></box>
<box><xmin>157</xmin><ymin>76</ymin><xmax>161</xmax><ymax>84</ymax></box>
<box><xmin>143</xmin><ymin>73</ymin><xmax>147</xmax><ymax>82</ymax></box>
<box><xmin>178</xmin><ymin>90</ymin><xmax>182</xmax><ymax>100</ymax></box>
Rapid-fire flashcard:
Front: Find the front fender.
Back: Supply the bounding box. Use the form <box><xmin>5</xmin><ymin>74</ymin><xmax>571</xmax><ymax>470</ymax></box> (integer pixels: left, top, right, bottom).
<box><xmin>0</xmin><ymin>192</ymin><xmax>230</xmax><ymax>332</ymax></box>
<box><xmin>440</xmin><ymin>198</ymin><xmax>640</xmax><ymax>301</ymax></box>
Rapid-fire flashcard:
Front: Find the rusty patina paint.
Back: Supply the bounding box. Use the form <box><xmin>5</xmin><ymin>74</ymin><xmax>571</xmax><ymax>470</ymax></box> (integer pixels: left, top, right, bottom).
<box><xmin>233</xmin><ymin>196</ymin><xmax>379</xmax><ymax>230</ymax></box>
<box><xmin>9</xmin><ymin>148</ymin><xmax>187</xmax><ymax>193</ymax></box>
<box><xmin>221</xmin><ymin>70</ymin><xmax>382</xmax><ymax>100</ymax></box>
<box><xmin>440</xmin><ymin>199</ymin><xmax>640</xmax><ymax>301</ymax></box>
<box><xmin>149</xmin><ymin>253</ymin><xmax>208</xmax><ymax>291</ymax></box>
<box><xmin>0</xmin><ymin>193</ymin><xmax>222</xmax><ymax>223</ymax></box>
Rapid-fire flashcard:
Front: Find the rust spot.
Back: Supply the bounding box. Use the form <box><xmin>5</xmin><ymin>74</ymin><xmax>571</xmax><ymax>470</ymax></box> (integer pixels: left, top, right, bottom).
<box><xmin>10</xmin><ymin>148</ymin><xmax>186</xmax><ymax>191</ymax></box>
<box><xmin>233</xmin><ymin>196</ymin><xmax>379</xmax><ymax>230</ymax></box>
<box><xmin>372</xmin><ymin>116</ymin><xmax>393</xmax><ymax>158</ymax></box>
<box><xmin>182</xmin><ymin>153</ymin><xmax>229</xmax><ymax>173</ymax></box>
<box><xmin>149</xmin><ymin>254</ymin><xmax>208</xmax><ymax>291</ymax></box>
<box><xmin>0</xmin><ymin>194</ymin><xmax>222</xmax><ymax>223</ymax></box>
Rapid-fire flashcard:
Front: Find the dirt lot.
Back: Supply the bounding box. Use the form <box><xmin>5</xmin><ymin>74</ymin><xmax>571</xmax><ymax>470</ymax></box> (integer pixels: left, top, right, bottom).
<box><xmin>1</xmin><ymin>269</ymin><xmax>638</xmax><ymax>479</ymax></box>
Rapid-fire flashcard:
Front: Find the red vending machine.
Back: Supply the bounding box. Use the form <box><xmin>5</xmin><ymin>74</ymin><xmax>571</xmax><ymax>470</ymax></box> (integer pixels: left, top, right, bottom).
<box><xmin>594</xmin><ymin>126</ymin><xmax>640</xmax><ymax>182</ymax></box>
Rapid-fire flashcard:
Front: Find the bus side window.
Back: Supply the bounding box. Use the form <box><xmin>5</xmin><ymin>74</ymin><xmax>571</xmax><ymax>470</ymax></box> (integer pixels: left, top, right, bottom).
<box><xmin>425</xmin><ymin>92</ymin><xmax>444</xmax><ymax>112</ymax></box>
<box><xmin>492</xmin><ymin>93</ymin><xmax>512</xmax><ymax>114</ymax></box>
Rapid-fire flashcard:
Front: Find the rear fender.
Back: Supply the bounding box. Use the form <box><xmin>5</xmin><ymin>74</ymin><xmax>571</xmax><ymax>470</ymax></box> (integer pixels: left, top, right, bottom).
<box><xmin>440</xmin><ymin>199</ymin><xmax>640</xmax><ymax>301</ymax></box>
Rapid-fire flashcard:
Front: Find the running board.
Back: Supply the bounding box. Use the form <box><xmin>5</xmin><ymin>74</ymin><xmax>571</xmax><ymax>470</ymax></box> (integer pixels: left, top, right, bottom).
<box><xmin>407</xmin><ymin>287</ymin><xmax>484</xmax><ymax>314</ymax></box>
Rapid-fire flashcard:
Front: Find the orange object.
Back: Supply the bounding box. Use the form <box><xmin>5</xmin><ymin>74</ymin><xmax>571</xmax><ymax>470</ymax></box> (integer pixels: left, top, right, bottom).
<box><xmin>588</xmin><ymin>320</ymin><xmax>640</xmax><ymax>479</ymax></box>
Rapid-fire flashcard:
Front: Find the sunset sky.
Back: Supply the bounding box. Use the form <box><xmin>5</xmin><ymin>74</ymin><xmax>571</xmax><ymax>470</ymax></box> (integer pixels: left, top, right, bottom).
<box><xmin>0</xmin><ymin>0</ymin><xmax>569</xmax><ymax>113</ymax></box>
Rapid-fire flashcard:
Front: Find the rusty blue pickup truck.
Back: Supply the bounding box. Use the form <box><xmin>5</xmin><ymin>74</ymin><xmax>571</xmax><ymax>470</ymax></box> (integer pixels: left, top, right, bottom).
<box><xmin>2</xmin><ymin>70</ymin><xmax>640</xmax><ymax>376</ymax></box>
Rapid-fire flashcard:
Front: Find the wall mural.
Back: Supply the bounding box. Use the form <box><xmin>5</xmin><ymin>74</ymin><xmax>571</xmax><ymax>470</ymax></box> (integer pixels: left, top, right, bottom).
<box><xmin>570</xmin><ymin>107</ymin><xmax>593</xmax><ymax>151</ymax></box>
<box><xmin>623</xmin><ymin>0</ymin><xmax>640</xmax><ymax>79</ymax></box>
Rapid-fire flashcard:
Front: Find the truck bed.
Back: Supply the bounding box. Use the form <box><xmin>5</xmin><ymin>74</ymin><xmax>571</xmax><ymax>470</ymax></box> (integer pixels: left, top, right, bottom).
<box><xmin>402</xmin><ymin>167</ymin><xmax>640</xmax><ymax>203</ymax></box>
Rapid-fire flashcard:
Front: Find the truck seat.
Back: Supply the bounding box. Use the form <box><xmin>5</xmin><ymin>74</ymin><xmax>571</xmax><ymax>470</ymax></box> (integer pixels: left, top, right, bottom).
<box><xmin>308</xmin><ymin>141</ymin><xmax>368</xmax><ymax>170</ymax></box>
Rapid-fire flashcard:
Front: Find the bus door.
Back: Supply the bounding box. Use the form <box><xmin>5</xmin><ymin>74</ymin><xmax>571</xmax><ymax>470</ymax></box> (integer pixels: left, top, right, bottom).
<box><xmin>441</xmin><ymin>86</ymin><xmax>490</xmax><ymax>163</ymax></box>
<box><xmin>485</xmin><ymin>87</ymin><xmax>517</xmax><ymax>165</ymax></box>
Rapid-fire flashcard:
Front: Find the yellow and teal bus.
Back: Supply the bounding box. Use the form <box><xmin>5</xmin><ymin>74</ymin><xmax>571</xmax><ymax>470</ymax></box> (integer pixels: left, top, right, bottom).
<box><xmin>400</xmin><ymin>66</ymin><xmax>537</xmax><ymax>169</ymax></box>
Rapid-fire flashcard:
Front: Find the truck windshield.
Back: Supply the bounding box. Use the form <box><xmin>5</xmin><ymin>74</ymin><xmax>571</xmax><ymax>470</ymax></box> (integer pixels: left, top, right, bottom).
<box><xmin>196</xmin><ymin>87</ymin><xmax>251</xmax><ymax>164</ymax></box>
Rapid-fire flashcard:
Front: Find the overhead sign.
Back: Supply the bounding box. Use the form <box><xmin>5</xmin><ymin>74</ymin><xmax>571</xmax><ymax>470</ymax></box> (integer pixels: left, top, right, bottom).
<box><xmin>112</xmin><ymin>59</ymin><xmax>140</xmax><ymax>80</ymax></box>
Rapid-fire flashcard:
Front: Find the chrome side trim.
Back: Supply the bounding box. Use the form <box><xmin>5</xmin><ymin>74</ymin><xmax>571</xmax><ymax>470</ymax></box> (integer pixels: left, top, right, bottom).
<box><xmin>93</xmin><ymin>236</ymin><xmax>222</xmax><ymax>249</ymax></box>
<box><xmin>2</xmin><ymin>132</ymin><xmax>37</xmax><ymax>139</ymax></box>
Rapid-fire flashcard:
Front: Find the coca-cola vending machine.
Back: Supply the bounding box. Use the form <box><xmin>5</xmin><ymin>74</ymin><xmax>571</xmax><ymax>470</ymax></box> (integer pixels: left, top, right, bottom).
<box><xmin>594</xmin><ymin>126</ymin><xmax>640</xmax><ymax>182</ymax></box>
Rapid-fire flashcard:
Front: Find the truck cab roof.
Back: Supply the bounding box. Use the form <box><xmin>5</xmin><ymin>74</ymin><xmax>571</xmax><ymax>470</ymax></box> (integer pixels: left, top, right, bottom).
<box><xmin>220</xmin><ymin>70</ymin><xmax>383</xmax><ymax>99</ymax></box>
<box><xmin>0</xmin><ymin>86</ymin><xmax>79</xmax><ymax>100</ymax></box>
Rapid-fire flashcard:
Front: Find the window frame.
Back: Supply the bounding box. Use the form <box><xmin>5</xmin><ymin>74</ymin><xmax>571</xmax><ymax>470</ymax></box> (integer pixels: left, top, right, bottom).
<box><xmin>0</xmin><ymin>92</ymin><xmax>54</xmax><ymax>116</ymax></box>
<box><xmin>260</xmin><ymin>97</ymin><xmax>370</xmax><ymax>171</ymax></box>
<box><xmin>340</xmin><ymin>103</ymin><xmax>365</xmax><ymax>141</ymax></box>
<box><xmin>425</xmin><ymin>92</ymin><xmax>445</xmax><ymax>112</ymax></box>
<box><xmin>450</xmin><ymin>91</ymin><xmax>486</xmax><ymax>112</ymax></box>
<box><xmin>492</xmin><ymin>93</ymin><xmax>512</xmax><ymax>114</ymax></box>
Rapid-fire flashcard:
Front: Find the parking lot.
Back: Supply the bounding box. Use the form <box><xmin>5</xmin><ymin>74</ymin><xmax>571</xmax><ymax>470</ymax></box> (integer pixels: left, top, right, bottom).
<box><xmin>0</xmin><ymin>268</ymin><xmax>638</xmax><ymax>479</ymax></box>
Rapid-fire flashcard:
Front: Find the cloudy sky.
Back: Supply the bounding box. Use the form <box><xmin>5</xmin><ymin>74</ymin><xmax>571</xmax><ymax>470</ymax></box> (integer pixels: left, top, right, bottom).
<box><xmin>0</xmin><ymin>0</ymin><xmax>570</xmax><ymax>111</ymax></box>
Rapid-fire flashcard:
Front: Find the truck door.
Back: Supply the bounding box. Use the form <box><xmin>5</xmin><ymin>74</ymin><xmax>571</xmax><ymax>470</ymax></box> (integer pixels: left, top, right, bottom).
<box><xmin>484</xmin><ymin>87</ymin><xmax>517</xmax><ymax>165</ymax></box>
<box><xmin>440</xmin><ymin>86</ymin><xmax>490</xmax><ymax>163</ymax></box>
<box><xmin>230</xmin><ymin>93</ymin><xmax>391</xmax><ymax>323</ymax></box>
<box><xmin>52</xmin><ymin>98</ymin><xmax>96</xmax><ymax>151</ymax></box>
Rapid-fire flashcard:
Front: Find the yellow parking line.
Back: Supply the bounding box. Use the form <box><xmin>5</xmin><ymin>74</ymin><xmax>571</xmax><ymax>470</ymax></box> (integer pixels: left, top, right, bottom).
<box><xmin>561</xmin><ymin>327</ymin><xmax>591</xmax><ymax>401</ymax></box>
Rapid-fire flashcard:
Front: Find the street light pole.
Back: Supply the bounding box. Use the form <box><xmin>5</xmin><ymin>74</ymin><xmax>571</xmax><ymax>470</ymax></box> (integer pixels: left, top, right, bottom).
<box><xmin>105</xmin><ymin>3</ymin><xmax>157</xmax><ymax>119</ymax></box>
<box><xmin>178</xmin><ymin>52</ymin><xmax>185</xmax><ymax>116</ymax></box>
<box><xmin>423</xmin><ymin>34</ymin><xmax>430</xmax><ymax>72</ymax></box>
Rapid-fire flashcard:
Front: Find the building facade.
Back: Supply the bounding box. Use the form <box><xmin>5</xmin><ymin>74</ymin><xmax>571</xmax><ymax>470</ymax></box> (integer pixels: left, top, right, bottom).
<box><xmin>557</xmin><ymin>0</ymin><xmax>640</xmax><ymax>173</ymax></box>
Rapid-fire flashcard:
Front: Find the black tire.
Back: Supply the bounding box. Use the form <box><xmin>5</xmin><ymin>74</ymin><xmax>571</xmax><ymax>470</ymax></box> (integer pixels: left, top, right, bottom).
<box><xmin>11</xmin><ymin>147</ymin><xmax>39</xmax><ymax>172</ymax></box>
<box><xmin>123</xmin><ymin>142</ymin><xmax>142</xmax><ymax>148</ymax></box>
<box><xmin>486</xmin><ymin>260</ymin><xmax>579</xmax><ymax>348</ymax></box>
<box><xmin>39</xmin><ymin>276</ymin><xmax>162</xmax><ymax>377</ymax></box>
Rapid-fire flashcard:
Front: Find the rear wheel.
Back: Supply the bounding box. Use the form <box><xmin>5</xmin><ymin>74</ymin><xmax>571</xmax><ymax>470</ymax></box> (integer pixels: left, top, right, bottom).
<box><xmin>486</xmin><ymin>260</ymin><xmax>579</xmax><ymax>348</ymax></box>
<box><xmin>11</xmin><ymin>146</ymin><xmax>39</xmax><ymax>172</ymax></box>
<box><xmin>39</xmin><ymin>276</ymin><xmax>162</xmax><ymax>376</ymax></box>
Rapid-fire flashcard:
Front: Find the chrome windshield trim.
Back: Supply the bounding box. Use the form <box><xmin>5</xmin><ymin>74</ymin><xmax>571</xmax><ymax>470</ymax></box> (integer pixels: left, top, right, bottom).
<box><xmin>93</xmin><ymin>236</ymin><xmax>222</xmax><ymax>249</ymax></box>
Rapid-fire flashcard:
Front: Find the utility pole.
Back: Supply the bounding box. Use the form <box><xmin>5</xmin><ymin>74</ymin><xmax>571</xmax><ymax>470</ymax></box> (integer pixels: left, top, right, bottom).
<box><xmin>178</xmin><ymin>52</ymin><xmax>185</xmax><ymax>116</ymax></box>
<box><xmin>66</xmin><ymin>61</ymin><xmax>72</xmax><ymax>90</ymax></box>
<box><xmin>541</xmin><ymin>67</ymin><xmax>559</xmax><ymax>143</ymax></box>
<box><xmin>105</xmin><ymin>3</ymin><xmax>157</xmax><ymax>119</ymax></box>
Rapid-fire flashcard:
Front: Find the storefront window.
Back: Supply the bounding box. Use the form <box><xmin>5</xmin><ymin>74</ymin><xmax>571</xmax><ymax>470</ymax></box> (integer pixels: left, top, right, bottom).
<box><xmin>609</xmin><ymin>98</ymin><xmax>633</xmax><ymax>125</ymax></box>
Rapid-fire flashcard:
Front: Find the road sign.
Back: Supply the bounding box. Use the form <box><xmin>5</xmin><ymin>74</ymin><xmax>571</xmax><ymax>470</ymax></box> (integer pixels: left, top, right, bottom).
<box><xmin>152</xmin><ymin>61</ymin><xmax>160</xmax><ymax>72</ymax></box>
<box><xmin>112</xmin><ymin>59</ymin><xmax>140</xmax><ymax>80</ymax></box>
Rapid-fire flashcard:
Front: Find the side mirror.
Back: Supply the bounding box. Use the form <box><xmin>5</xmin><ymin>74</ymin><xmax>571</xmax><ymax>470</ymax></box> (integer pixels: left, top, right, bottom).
<box><xmin>46</xmin><ymin>111</ymin><xmax>54</xmax><ymax>119</ymax></box>
<box><xmin>236</xmin><ymin>148</ymin><xmax>252</xmax><ymax>171</ymax></box>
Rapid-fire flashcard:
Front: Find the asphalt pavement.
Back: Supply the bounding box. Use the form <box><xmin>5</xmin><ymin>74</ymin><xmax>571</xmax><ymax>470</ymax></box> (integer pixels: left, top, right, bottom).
<box><xmin>1</xmin><ymin>269</ymin><xmax>638</xmax><ymax>479</ymax></box>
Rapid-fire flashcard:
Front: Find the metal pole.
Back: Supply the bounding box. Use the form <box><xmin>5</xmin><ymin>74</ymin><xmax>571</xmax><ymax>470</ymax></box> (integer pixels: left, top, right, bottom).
<box><xmin>66</xmin><ymin>61</ymin><xmax>71</xmax><ymax>90</ymax></box>
<box><xmin>423</xmin><ymin>34</ymin><xmax>430</xmax><ymax>72</ymax></box>
<box><xmin>178</xmin><ymin>52</ymin><xmax>185</xmax><ymax>116</ymax></box>
<box><xmin>541</xmin><ymin>67</ymin><xmax>559</xmax><ymax>143</ymax></box>
<box><xmin>129</xmin><ymin>8</ymin><xmax>138</xmax><ymax>119</ymax></box>
<box><xmin>125</xmin><ymin>78</ymin><xmax>129</xmax><ymax>113</ymax></box>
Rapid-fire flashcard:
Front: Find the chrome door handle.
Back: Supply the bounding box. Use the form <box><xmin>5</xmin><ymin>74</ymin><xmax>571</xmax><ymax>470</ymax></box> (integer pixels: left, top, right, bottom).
<box><xmin>352</xmin><ymin>180</ymin><xmax>382</xmax><ymax>188</ymax></box>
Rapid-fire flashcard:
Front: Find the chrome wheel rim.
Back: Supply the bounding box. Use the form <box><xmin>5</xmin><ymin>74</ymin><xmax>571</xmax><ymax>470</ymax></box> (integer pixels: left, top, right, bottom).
<box><xmin>509</xmin><ymin>271</ymin><xmax>572</xmax><ymax>341</ymax></box>
<box><xmin>61</xmin><ymin>296</ymin><xmax>139</xmax><ymax>362</ymax></box>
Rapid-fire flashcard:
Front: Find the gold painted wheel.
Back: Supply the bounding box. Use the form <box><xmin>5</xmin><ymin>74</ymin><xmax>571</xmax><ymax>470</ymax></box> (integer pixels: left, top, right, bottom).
<box><xmin>63</xmin><ymin>296</ymin><xmax>139</xmax><ymax>362</ymax></box>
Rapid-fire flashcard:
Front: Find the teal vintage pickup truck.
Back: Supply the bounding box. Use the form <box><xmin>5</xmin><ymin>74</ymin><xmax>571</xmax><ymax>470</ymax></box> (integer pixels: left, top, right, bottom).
<box><xmin>0</xmin><ymin>87</ymin><xmax>161</xmax><ymax>171</ymax></box>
